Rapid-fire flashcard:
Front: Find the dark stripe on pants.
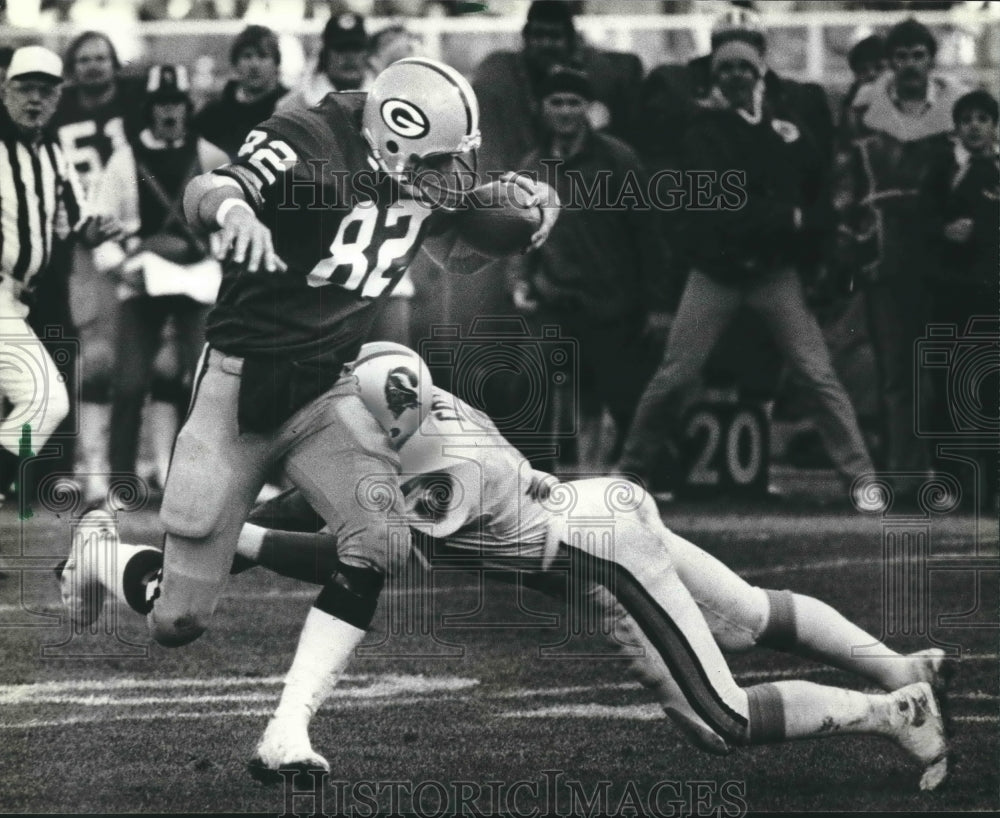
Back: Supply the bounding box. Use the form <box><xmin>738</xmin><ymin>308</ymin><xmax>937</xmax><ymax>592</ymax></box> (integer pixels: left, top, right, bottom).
<box><xmin>560</xmin><ymin>543</ymin><xmax>749</xmax><ymax>745</ymax></box>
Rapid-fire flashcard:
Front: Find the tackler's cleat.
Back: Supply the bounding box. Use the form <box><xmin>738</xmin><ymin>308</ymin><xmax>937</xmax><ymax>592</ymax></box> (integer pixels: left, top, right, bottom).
<box><xmin>907</xmin><ymin>648</ymin><xmax>955</xmax><ymax>694</ymax></box>
<box><xmin>890</xmin><ymin>682</ymin><xmax>949</xmax><ymax>791</ymax></box>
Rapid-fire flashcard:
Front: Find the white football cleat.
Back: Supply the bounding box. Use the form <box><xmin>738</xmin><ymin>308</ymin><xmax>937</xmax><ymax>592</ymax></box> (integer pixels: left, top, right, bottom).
<box><xmin>890</xmin><ymin>682</ymin><xmax>949</xmax><ymax>791</ymax></box>
<box><xmin>907</xmin><ymin>648</ymin><xmax>953</xmax><ymax>693</ymax></box>
<box><xmin>58</xmin><ymin>508</ymin><xmax>118</xmax><ymax>628</ymax></box>
<box><xmin>248</xmin><ymin>718</ymin><xmax>330</xmax><ymax>785</ymax></box>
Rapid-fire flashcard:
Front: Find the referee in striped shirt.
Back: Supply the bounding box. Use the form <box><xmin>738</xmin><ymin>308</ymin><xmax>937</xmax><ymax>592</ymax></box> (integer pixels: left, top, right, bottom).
<box><xmin>0</xmin><ymin>46</ymin><xmax>121</xmax><ymax>501</ymax></box>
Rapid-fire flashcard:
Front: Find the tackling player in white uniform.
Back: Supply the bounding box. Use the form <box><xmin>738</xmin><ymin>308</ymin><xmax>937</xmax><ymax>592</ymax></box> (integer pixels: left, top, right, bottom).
<box><xmin>60</xmin><ymin>343</ymin><xmax>950</xmax><ymax>792</ymax></box>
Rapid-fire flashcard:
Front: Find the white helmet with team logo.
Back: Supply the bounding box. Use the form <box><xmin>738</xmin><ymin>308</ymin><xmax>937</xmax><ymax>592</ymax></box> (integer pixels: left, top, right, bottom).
<box><xmin>362</xmin><ymin>57</ymin><xmax>482</xmax><ymax>208</ymax></box>
<box><xmin>352</xmin><ymin>341</ymin><xmax>433</xmax><ymax>449</ymax></box>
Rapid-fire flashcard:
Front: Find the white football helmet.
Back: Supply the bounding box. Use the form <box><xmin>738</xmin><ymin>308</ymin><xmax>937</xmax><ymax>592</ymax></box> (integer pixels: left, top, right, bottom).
<box><xmin>362</xmin><ymin>57</ymin><xmax>482</xmax><ymax>209</ymax></box>
<box><xmin>352</xmin><ymin>341</ymin><xmax>433</xmax><ymax>449</ymax></box>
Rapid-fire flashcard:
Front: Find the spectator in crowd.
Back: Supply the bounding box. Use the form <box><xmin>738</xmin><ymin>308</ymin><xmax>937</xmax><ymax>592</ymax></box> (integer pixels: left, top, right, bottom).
<box><xmin>365</xmin><ymin>23</ymin><xmax>417</xmax><ymax>78</ymax></box>
<box><xmin>0</xmin><ymin>46</ymin><xmax>121</xmax><ymax>502</ymax></box>
<box><xmin>833</xmin><ymin>18</ymin><xmax>967</xmax><ymax>484</ymax></box>
<box><xmin>50</xmin><ymin>30</ymin><xmax>144</xmax><ymax>502</ymax></box>
<box><xmin>459</xmin><ymin>0</ymin><xmax>643</xmax><ymax>431</ymax></box>
<box><xmin>615</xmin><ymin>35</ymin><xmax>875</xmax><ymax>506</ymax></box>
<box><xmin>918</xmin><ymin>88</ymin><xmax>999</xmax><ymax>507</ymax></box>
<box><xmin>277</xmin><ymin>10</ymin><xmax>368</xmax><ymax>112</ymax></box>
<box><xmin>193</xmin><ymin>25</ymin><xmax>288</xmax><ymax>160</ymax></box>
<box><xmin>91</xmin><ymin>65</ymin><xmax>227</xmax><ymax>488</ymax></box>
<box><xmin>509</xmin><ymin>65</ymin><xmax>668</xmax><ymax>471</ymax></box>
<box><xmin>639</xmin><ymin>7</ymin><xmax>835</xmax><ymax>171</ymax></box>
<box><xmin>473</xmin><ymin>0</ymin><xmax>643</xmax><ymax>176</ymax></box>
<box><xmin>843</xmin><ymin>34</ymin><xmax>887</xmax><ymax>112</ymax></box>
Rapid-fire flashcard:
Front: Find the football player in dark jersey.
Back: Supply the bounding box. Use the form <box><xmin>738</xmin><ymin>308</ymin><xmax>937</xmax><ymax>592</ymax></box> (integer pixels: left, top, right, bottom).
<box><xmin>51</xmin><ymin>32</ymin><xmax>141</xmax><ymax>193</ymax></box>
<box><xmin>50</xmin><ymin>31</ymin><xmax>144</xmax><ymax>502</ymax></box>
<box><xmin>83</xmin><ymin>59</ymin><xmax>558</xmax><ymax>672</ymax></box>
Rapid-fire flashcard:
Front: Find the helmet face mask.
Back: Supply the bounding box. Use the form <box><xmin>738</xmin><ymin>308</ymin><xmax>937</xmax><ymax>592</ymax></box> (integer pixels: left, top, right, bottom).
<box><xmin>363</xmin><ymin>57</ymin><xmax>482</xmax><ymax>210</ymax></box>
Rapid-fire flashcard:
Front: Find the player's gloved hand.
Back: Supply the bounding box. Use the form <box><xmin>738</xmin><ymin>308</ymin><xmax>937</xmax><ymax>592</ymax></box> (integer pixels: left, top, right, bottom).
<box><xmin>213</xmin><ymin>201</ymin><xmax>287</xmax><ymax>274</ymax></box>
<box><xmin>498</xmin><ymin>171</ymin><xmax>561</xmax><ymax>252</ymax></box>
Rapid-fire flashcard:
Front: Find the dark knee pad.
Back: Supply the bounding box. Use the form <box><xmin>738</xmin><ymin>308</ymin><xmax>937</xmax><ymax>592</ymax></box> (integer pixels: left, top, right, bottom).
<box><xmin>758</xmin><ymin>589</ymin><xmax>797</xmax><ymax>650</ymax></box>
<box><xmin>314</xmin><ymin>563</ymin><xmax>384</xmax><ymax>630</ymax></box>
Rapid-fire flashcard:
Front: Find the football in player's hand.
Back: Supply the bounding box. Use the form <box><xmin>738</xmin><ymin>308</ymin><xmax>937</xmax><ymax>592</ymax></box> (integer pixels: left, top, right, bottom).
<box><xmin>455</xmin><ymin>180</ymin><xmax>543</xmax><ymax>257</ymax></box>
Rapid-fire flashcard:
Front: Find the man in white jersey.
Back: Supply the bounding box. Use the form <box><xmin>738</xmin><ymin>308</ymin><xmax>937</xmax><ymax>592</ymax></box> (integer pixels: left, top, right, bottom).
<box><xmin>60</xmin><ymin>344</ymin><xmax>950</xmax><ymax>791</ymax></box>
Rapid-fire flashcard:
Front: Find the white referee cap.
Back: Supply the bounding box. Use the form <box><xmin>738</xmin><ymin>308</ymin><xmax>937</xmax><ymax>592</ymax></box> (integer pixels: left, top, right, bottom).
<box><xmin>7</xmin><ymin>46</ymin><xmax>64</xmax><ymax>83</ymax></box>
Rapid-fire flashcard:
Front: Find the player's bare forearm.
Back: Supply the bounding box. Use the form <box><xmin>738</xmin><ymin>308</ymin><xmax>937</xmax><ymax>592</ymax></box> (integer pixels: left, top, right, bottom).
<box><xmin>183</xmin><ymin>172</ymin><xmax>244</xmax><ymax>233</ymax></box>
<box><xmin>184</xmin><ymin>172</ymin><xmax>286</xmax><ymax>274</ymax></box>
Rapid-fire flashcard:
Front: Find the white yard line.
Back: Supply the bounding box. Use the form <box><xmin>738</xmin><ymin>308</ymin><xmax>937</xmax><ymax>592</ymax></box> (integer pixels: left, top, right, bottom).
<box><xmin>0</xmin><ymin>673</ymin><xmax>478</xmax><ymax>704</ymax></box>
<box><xmin>0</xmin><ymin>696</ymin><xmax>445</xmax><ymax>730</ymax></box>
<box><xmin>501</xmin><ymin>703</ymin><xmax>664</xmax><ymax>721</ymax></box>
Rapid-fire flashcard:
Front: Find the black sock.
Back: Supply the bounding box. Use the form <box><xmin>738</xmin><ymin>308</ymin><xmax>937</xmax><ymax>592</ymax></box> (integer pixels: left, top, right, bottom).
<box><xmin>122</xmin><ymin>548</ymin><xmax>164</xmax><ymax>615</ymax></box>
<box><xmin>250</xmin><ymin>529</ymin><xmax>342</xmax><ymax>585</ymax></box>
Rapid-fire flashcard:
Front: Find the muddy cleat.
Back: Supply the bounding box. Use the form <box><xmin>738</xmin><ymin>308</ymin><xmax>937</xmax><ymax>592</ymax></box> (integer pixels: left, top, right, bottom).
<box><xmin>248</xmin><ymin>718</ymin><xmax>330</xmax><ymax>785</ymax></box>
<box><xmin>890</xmin><ymin>682</ymin><xmax>949</xmax><ymax>791</ymax></box>
<box><xmin>57</xmin><ymin>508</ymin><xmax>118</xmax><ymax>628</ymax></box>
<box><xmin>907</xmin><ymin>648</ymin><xmax>955</xmax><ymax>694</ymax></box>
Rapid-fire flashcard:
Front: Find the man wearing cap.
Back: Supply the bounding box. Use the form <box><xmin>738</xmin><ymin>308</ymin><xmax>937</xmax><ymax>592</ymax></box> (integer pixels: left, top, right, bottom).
<box><xmin>640</xmin><ymin>11</ymin><xmax>834</xmax><ymax>171</ymax></box>
<box><xmin>510</xmin><ymin>64</ymin><xmax>668</xmax><ymax>471</ymax></box>
<box><xmin>616</xmin><ymin>35</ymin><xmax>876</xmax><ymax>507</ymax></box>
<box><xmin>833</xmin><ymin>19</ymin><xmax>968</xmax><ymax>487</ymax></box>
<box><xmin>0</xmin><ymin>46</ymin><xmax>121</xmax><ymax>503</ymax></box>
<box><xmin>277</xmin><ymin>11</ymin><xmax>368</xmax><ymax>113</ymax></box>
<box><xmin>90</xmin><ymin>65</ymin><xmax>228</xmax><ymax>488</ymax></box>
<box><xmin>194</xmin><ymin>25</ymin><xmax>289</xmax><ymax>160</ymax></box>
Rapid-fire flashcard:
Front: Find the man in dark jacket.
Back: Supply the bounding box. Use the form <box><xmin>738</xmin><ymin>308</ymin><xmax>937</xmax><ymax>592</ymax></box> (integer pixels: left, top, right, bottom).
<box><xmin>918</xmin><ymin>89</ymin><xmax>999</xmax><ymax>508</ymax></box>
<box><xmin>510</xmin><ymin>66</ymin><xmax>669</xmax><ymax>469</ymax></box>
<box><xmin>193</xmin><ymin>25</ymin><xmax>288</xmax><ymax>159</ymax></box>
<box><xmin>833</xmin><ymin>19</ymin><xmax>967</xmax><ymax>479</ymax></box>
<box><xmin>616</xmin><ymin>36</ymin><xmax>874</xmax><ymax>505</ymax></box>
<box><xmin>638</xmin><ymin>17</ymin><xmax>834</xmax><ymax>171</ymax></box>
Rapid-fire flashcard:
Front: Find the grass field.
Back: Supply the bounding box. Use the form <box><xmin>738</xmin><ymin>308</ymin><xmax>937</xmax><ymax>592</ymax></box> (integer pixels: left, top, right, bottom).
<box><xmin>0</xmin><ymin>498</ymin><xmax>997</xmax><ymax>815</ymax></box>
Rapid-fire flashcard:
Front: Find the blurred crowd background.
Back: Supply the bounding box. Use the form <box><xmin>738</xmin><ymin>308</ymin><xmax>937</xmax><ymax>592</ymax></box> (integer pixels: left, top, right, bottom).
<box><xmin>1</xmin><ymin>0</ymin><xmax>997</xmax><ymax>511</ymax></box>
